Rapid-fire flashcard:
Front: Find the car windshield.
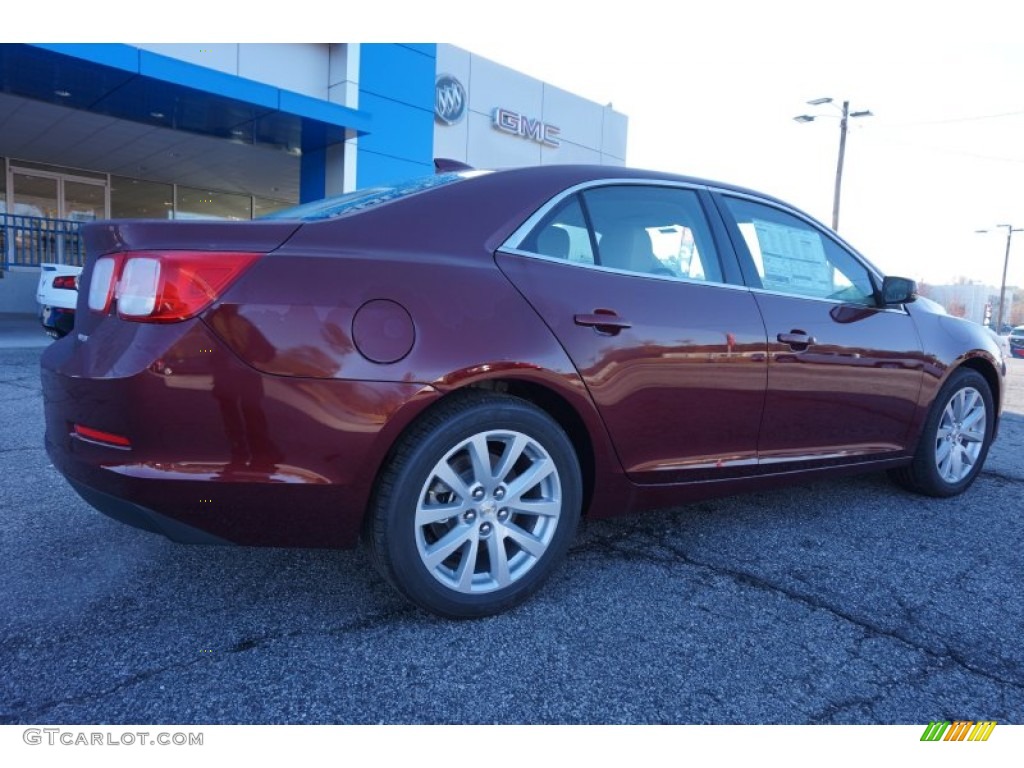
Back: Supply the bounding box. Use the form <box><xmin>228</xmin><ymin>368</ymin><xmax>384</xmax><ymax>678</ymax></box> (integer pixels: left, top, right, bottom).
<box><xmin>1011</xmin><ymin>328</ymin><xmax>1024</xmax><ymax>338</ymax></box>
<box><xmin>261</xmin><ymin>170</ymin><xmax>488</xmax><ymax>221</ymax></box>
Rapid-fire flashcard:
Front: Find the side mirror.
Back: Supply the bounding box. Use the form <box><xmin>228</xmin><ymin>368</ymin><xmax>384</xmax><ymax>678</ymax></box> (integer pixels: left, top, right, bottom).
<box><xmin>881</xmin><ymin>276</ymin><xmax>917</xmax><ymax>306</ymax></box>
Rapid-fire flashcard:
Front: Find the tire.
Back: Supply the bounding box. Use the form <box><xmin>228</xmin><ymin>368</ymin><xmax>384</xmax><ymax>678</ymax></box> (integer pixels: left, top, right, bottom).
<box><xmin>889</xmin><ymin>368</ymin><xmax>994</xmax><ymax>497</ymax></box>
<box><xmin>365</xmin><ymin>391</ymin><xmax>582</xmax><ymax>618</ymax></box>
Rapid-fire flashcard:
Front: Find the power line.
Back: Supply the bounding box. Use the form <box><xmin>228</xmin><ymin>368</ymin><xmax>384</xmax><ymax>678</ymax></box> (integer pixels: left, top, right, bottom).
<box><xmin>880</xmin><ymin>110</ymin><xmax>1024</xmax><ymax>128</ymax></box>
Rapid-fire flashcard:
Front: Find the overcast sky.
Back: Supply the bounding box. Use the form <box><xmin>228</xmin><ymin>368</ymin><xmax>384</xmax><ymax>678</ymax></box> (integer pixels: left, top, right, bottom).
<box><xmin>22</xmin><ymin>1</ymin><xmax>1024</xmax><ymax>289</ymax></box>
<box><xmin>456</xmin><ymin>2</ymin><xmax>1024</xmax><ymax>289</ymax></box>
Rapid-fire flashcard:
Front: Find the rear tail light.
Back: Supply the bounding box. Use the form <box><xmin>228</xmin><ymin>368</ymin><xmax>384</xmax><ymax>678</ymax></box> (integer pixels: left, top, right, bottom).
<box><xmin>53</xmin><ymin>274</ymin><xmax>79</xmax><ymax>290</ymax></box>
<box><xmin>88</xmin><ymin>256</ymin><xmax>119</xmax><ymax>313</ymax></box>
<box><xmin>88</xmin><ymin>251</ymin><xmax>260</xmax><ymax>322</ymax></box>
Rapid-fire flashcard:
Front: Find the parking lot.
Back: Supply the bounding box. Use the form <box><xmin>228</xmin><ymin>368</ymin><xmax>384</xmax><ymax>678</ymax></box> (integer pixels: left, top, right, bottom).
<box><xmin>1</xmin><ymin>322</ymin><xmax>1022</xmax><ymax>724</ymax></box>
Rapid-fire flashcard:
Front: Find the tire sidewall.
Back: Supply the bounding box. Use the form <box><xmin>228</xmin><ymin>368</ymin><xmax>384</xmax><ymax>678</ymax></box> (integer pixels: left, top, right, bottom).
<box><xmin>915</xmin><ymin>369</ymin><xmax>994</xmax><ymax>497</ymax></box>
<box><xmin>379</xmin><ymin>397</ymin><xmax>582</xmax><ymax>618</ymax></box>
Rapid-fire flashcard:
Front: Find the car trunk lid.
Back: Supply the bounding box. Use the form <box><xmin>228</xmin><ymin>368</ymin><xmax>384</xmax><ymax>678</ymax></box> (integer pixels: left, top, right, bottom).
<box><xmin>75</xmin><ymin>219</ymin><xmax>301</xmax><ymax>336</ymax></box>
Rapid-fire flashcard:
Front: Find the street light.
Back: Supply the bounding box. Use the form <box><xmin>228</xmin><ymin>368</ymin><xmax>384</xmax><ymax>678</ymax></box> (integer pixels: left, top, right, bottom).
<box><xmin>976</xmin><ymin>224</ymin><xmax>1022</xmax><ymax>331</ymax></box>
<box><xmin>793</xmin><ymin>97</ymin><xmax>873</xmax><ymax>231</ymax></box>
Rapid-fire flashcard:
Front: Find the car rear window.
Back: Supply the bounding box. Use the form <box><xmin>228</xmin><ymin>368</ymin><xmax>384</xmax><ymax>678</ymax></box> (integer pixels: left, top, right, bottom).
<box><xmin>261</xmin><ymin>171</ymin><xmax>488</xmax><ymax>221</ymax></box>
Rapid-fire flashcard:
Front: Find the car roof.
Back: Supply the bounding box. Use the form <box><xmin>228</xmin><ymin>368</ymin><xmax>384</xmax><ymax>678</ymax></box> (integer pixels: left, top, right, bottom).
<box><xmin>480</xmin><ymin>163</ymin><xmax>784</xmax><ymax>203</ymax></box>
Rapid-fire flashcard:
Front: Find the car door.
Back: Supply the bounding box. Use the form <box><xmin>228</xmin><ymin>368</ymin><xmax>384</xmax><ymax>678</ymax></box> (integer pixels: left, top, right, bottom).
<box><xmin>714</xmin><ymin>193</ymin><xmax>927</xmax><ymax>464</ymax></box>
<box><xmin>497</xmin><ymin>183</ymin><xmax>768</xmax><ymax>484</ymax></box>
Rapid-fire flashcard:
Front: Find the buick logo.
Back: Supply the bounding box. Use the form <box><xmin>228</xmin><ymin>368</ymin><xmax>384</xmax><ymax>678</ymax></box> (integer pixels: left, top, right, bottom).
<box><xmin>435</xmin><ymin>74</ymin><xmax>467</xmax><ymax>126</ymax></box>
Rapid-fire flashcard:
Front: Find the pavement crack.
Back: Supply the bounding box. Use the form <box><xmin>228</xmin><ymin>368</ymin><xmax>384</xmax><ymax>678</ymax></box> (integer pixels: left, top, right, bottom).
<box><xmin>980</xmin><ymin>468</ymin><xmax>1024</xmax><ymax>485</ymax></box>
<box><xmin>572</xmin><ymin>522</ymin><xmax>1024</xmax><ymax>696</ymax></box>
<box><xmin>1</xmin><ymin>605</ymin><xmax>419</xmax><ymax>724</ymax></box>
<box><xmin>0</xmin><ymin>446</ymin><xmax>45</xmax><ymax>455</ymax></box>
<box><xmin>806</xmin><ymin>657</ymin><xmax>950</xmax><ymax>724</ymax></box>
<box><xmin>0</xmin><ymin>656</ymin><xmax>209</xmax><ymax>724</ymax></box>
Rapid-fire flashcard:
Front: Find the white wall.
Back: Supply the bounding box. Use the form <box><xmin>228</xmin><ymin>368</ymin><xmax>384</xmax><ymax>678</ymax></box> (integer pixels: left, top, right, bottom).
<box><xmin>434</xmin><ymin>45</ymin><xmax>627</xmax><ymax>169</ymax></box>
<box><xmin>134</xmin><ymin>44</ymin><xmax>351</xmax><ymax>106</ymax></box>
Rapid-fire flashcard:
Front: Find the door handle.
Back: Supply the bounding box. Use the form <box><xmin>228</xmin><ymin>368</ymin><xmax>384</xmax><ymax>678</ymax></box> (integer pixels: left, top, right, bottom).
<box><xmin>777</xmin><ymin>331</ymin><xmax>816</xmax><ymax>349</ymax></box>
<box><xmin>574</xmin><ymin>311</ymin><xmax>632</xmax><ymax>335</ymax></box>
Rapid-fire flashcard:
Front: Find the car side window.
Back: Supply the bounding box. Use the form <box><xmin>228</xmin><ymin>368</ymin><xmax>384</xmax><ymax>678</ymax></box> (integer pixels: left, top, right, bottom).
<box><xmin>581</xmin><ymin>186</ymin><xmax>723</xmax><ymax>283</ymax></box>
<box><xmin>721</xmin><ymin>196</ymin><xmax>877</xmax><ymax>305</ymax></box>
<box><xmin>518</xmin><ymin>195</ymin><xmax>596</xmax><ymax>265</ymax></box>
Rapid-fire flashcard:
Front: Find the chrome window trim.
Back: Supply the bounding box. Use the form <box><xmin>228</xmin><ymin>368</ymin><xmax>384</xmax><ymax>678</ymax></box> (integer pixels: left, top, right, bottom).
<box><xmin>747</xmin><ymin>286</ymin><xmax>911</xmax><ymax>314</ymax></box>
<box><xmin>498</xmin><ymin>246</ymin><xmax>750</xmax><ymax>292</ymax></box>
<box><xmin>502</xmin><ymin>177</ymin><xmax>907</xmax><ymax>311</ymax></box>
<box><xmin>501</xmin><ymin>178</ymin><xmax>709</xmax><ymax>252</ymax></box>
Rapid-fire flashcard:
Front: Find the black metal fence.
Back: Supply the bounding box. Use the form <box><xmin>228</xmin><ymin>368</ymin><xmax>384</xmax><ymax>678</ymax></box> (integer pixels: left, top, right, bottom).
<box><xmin>1</xmin><ymin>214</ymin><xmax>85</xmax><ymax>270</ymax></box>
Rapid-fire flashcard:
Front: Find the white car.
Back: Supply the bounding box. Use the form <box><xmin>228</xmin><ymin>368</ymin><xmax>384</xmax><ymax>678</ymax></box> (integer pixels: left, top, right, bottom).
<box><xmin>36</xmin><ymin>263</ymin><xmax>82</xmax><ymax>338</ymax></box>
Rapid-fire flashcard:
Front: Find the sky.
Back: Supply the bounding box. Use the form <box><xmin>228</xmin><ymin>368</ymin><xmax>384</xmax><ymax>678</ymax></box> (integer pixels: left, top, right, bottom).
<box><xmin>453</xmin><ymin>3</ymin><xmax>1024</xmax><ymax>290</ymax></box>
<box><xmin>14</xmin><ymin>0</ymin><xmax>1024</xmax><ymax>289</ymax></box>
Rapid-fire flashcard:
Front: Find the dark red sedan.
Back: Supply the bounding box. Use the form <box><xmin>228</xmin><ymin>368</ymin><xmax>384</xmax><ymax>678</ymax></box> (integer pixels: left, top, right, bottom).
<box><xmin>41</xmin><ymin>165</ymin><xmax>1005</xmax><ymax>617</ymax></box>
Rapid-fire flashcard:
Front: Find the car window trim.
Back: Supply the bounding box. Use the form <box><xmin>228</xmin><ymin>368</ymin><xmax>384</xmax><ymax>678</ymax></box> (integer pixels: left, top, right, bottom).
<box><xmin>496</xmin><ymin>247</ymin><xmax>754</xmax><ymax>292</ymax></box>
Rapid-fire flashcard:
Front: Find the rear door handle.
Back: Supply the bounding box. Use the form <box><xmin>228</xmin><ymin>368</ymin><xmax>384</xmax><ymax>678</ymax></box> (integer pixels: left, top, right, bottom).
<box><xmin>777</xmin><ymin>331</ymin><xmax>816</xmax><ymax>349</ymax></box>
<box><xmin>574</xmin><ymin>311</ymin><xmax>632</xmax><ymax>335</ymax></box>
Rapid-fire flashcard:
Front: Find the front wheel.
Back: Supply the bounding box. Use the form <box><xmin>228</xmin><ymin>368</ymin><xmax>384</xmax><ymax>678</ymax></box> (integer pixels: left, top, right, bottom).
<box><xmin>365</xmin><ymin>392</ymin><xmax>582</xmax><ymax>618</ymax></box>
<box><xmin>889</xmin><ymin>368</ymin><xmax>994</xmax><ymax>497</ymax></box>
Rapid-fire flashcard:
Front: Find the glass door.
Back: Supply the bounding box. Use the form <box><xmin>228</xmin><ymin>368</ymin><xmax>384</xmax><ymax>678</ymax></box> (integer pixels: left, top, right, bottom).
<box><xmin>11</xmin><ymin>171</ymin><xmax>58</xmax><ymax>219</ymax></box>
<box><xmin>8</xmin><ymin>168</ymin><xmax>108</xmax><ymax>265</ymax></box>
<box><xmin>9</xmin><ymin>172</ymin><xmax>59</xmax><ymax>265</ymax></box>
<box><xmin>64</xmin><ymin>179</ymin><xmax>105</xmax><ymax>222</ymax></box>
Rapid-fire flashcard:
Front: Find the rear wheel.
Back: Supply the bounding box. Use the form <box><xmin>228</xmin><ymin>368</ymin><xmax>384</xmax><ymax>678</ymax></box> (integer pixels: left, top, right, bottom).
<box><xmin>889</xmin><ymin>368</ymin><xmax>994</xmax><ymax>497</ymax></box>
<box><xmin>366</xmin><ymin>392</ymin><xmax>581</xmax><ymax>618</ymax></box>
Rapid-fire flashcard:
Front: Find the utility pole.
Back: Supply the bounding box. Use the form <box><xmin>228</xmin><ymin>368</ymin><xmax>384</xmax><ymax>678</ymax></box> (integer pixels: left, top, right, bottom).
<box><xmin>832</xmin><ymin>101</ymin><xmax>849</xmax><ymax>231</ymax></box>
<box><xmin>996</xmin><ymin>224</ymin><xmax>1021</xmax><ymax>332</ymax></box>
<box><xmin>793</xmin><ymin>98</ymin><xmax>872</xmax><ymax>232</ymax></box>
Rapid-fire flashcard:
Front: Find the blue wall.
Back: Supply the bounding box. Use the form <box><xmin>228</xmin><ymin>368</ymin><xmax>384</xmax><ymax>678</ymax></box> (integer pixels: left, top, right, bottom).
<box><xmin>356</xmin><ymin>44</ymin><xmax>436</xmax><ymax>188</ymax></box>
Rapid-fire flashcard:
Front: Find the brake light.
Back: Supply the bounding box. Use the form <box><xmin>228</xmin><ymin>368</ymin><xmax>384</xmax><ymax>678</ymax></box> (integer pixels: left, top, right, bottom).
<box><xmin>88</xmin><ymin>251</ymin><xmax>260</xmax><ymax>322</ymax></box>
<box><xmin>53</xmin><ymin>274</ymin><xmax>78</xmax><ymax>290</ymax></box>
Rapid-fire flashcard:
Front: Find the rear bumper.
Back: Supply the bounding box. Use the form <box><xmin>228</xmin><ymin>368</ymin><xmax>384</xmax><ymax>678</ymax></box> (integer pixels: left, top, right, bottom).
<box><xmin>39</xmin><ymin>305</ymin><xmax>75</xmax><ymax>337</ymax></box>
<box><xmin>41</xmin><ymin>318</ymin><xmax>439</xmax><ymax>548</ymax></box>
<box><xmin>67</xmin><ymin>477</ymin><xmax>231</xmax><ymax>545</ymax></box>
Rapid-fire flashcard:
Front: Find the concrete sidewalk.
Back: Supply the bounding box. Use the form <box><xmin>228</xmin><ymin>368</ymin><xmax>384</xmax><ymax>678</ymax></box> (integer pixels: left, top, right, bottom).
<box><xmin>0</xmin><ymin>313</ymin><xmax>53</xmax><ymax>349</ymax></box>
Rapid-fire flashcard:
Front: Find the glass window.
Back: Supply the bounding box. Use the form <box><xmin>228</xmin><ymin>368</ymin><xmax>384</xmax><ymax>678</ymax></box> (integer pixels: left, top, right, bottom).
<box><xmin>722</xmin><ymin>196</ymin><xmax>877</xmax><ymax>305</ymax></box>
<box><xmin>518</xmin><ymin>195</ymin><xmax>595</xmax><ymax>265</ymax></box>
<box><xmin>11</xmin><ymin>172</ymin><xmax>58</xmax><ymax>218</ymax></box>
<box><xmin>176</xmin><ymin>186</ymin><xmax>252</xmax><ymax>221</ymax></box>
<box><xmin>580</xmin><ymin>185</ymin><xmax>722</xmax><ymax>282</ymax></box>
<box><xmin>14</xmin><ymin>160</ymin><xmax>105</xmax><ymax>181</ymax></box>
<box><xmin>111</xmin><ymin>177</ymin><xmax>174</xmax><ymax>219</ymax></box>
<box><xmin>263</xmin><ymin>171</ymin><xmax>486</xmax><ymax>221</ymax></box>
<box><xmin>253</xmin><ymin>196</ymin><xmax>292</xmax><ymax>218</ymax></box>
<box><xmin>64</xmin><ymin>180</ymin><xmax>105</xmax><ymax>222</ymax></box>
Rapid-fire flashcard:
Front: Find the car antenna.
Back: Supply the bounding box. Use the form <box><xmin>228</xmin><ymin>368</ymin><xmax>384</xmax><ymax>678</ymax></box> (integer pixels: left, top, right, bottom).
<box><xmin>433</xmin><ymin>158</ymin><xmax>475</xmax><ymax>173</ymax></box>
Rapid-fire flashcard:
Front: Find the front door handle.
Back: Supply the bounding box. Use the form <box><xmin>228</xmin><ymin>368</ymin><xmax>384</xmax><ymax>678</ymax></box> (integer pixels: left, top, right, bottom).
<box><xmin>574</xmin><ymin>310</ymin><xmax>632</xmax><ymax>335</ymax></box>
<box><xmin>777</xmin><ymin>331</ymin><xmax>816</xmax><ymax>350</ymax></box>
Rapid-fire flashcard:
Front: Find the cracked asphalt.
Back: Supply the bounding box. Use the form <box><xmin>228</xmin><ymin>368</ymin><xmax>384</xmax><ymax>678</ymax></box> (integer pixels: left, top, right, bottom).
<box><xmin>1</xmin><ymin>337</ymin><xmax>1022</xmax><ymax>724</ymax></box>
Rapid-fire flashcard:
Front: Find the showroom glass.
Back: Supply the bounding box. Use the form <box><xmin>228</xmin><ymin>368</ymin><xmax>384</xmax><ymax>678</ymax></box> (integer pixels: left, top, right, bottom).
<box><xmin>722</xmin><ymin>196</ymin><xmax>876</xmax><ymax>305</ymax></box>
<box><xmin>176</xmin><ymin>186</ymin><xmax>253</xmax><ymax>220</ymax></box>
<box><xmin>111</xmin><ymin>177</ymin><xmax>174</xmax><ymax>219</ymax></box>
<box><xmin>582</xmin><ymin>186</ymin><xmax>722</xmax><ymax>283</ymax></box>
<box><xmin>11</xmin><ymin>172</ymin><xmax>58</xmax><ymax>218</ymax></box>
<box><xmin>64</xmin><ymin>180</ymin><xmax>104</xmax><ymax>222</ymax></box>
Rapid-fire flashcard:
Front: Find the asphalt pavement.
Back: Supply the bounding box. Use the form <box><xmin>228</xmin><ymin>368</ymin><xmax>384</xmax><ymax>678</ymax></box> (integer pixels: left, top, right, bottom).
<box><xmin>1</xmin><ymin>331</ymin><xmax>1022</xmax><ymax>724</ymax></box>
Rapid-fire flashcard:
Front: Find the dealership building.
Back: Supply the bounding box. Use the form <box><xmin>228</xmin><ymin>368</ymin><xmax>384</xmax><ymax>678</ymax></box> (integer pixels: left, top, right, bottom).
<box><xmin>0</xmin><ymin>43</ymin><xmax>627</xmax><ymax>311</ymax></box>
